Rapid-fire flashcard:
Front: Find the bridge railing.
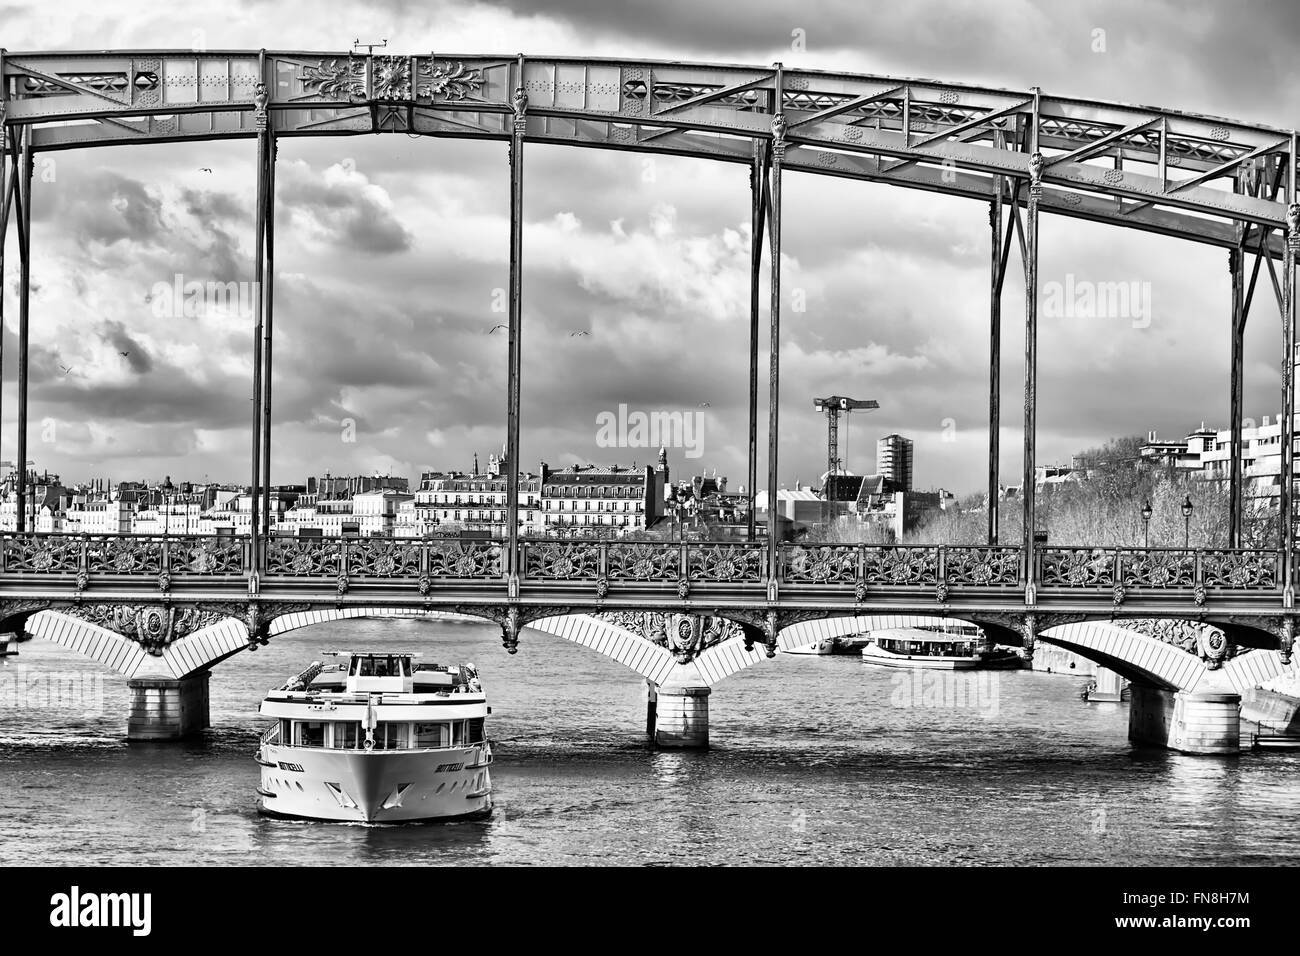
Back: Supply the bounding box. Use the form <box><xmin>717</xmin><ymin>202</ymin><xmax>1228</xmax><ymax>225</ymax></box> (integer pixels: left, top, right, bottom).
<box><xmin>261</xmin><ymin>536</ymin><xmax>506</xmax><ymax>580</ymax></box>
<box><xmin>0</xmin><ymin>534</ymin><xmax>1288</xmax><ymax>600</ymax></box>
<box><xmin>1036</xmin><ymin>546</ymin><xmax>1282</xmax><ymax>593</ymax></box>
<box><xmin>778</xmin><ymin>544</ymin><xmax>1023</xmax><ymax>589</ymax></box>
<box><xmin>0</xmin><ymin>532</ymin><xmax>252</xmax><ymax>577</ymax></box>
<box><xmin>519</xmin><ymin>539</ymin><xmax>769</xmax><ymax>585</ymax></box>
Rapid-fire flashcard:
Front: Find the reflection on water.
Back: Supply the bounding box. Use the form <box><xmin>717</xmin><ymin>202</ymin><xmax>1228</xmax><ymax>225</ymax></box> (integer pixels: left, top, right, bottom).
<box><xmin>0</xmin><ymin>618</ymin><xmax>1297</xmax><ymax>865</ymax></box>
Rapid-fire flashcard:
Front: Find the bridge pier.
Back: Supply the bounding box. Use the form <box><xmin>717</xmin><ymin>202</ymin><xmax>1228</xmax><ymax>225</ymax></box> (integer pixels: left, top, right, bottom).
<box><xmin>1128</xmin><ymin>682</ymin><xmax>1240</xmax><ymax>755</ymax></box>
<box><xmin>126</xmin><ymin>671</ymin><xmax>211</xmax><ymax>741</ymax></box>
<box><xmin>1086</xmin><ymin>667</ymin><xmax>1127</xmax><ymax>703</ymax></box>
<box><xmin>648</xmin><ymin>679</ymin><xmax>710</xmax><ymax>749</ymax></box>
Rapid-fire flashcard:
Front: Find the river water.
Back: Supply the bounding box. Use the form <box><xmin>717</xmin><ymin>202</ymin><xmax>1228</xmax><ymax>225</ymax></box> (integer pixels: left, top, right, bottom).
<box><xmin>1</xmin><ymin>617</ymin><xmax>1296</xmax><ymax>866</ymax></box>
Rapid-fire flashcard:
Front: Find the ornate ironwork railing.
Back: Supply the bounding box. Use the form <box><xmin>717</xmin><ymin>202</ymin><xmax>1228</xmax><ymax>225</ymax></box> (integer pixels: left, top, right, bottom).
<box><xmin>423</xmin><ymin>539</ymin><xmax>503</xmax><ymax>579</ymax></box>
<box><xmin>1039</xmin><ymin>547</ymin><xmax>1116</xmax><ymax>588</ymax></box>
<box><xmin>346</xmin><ymin>538</ymin><xmax>423</xmax><ymax>579</ymax></box>
<box><xmin>1037</xmin><ymin>546</ymin><xmax>1283</xmax><ymax>592</ymax></box>
<box><xmin>776</xmin><ymin>544</ymin><xmax>1020</xmax><ymax>588</ymax></box>
<box><xmin>687</xmin><ymin>542</ymin><xmax>766</xmax><ymax>583</ymax></box>
<box><xmin>0</xmin><ymin>533</ymin><xmax>1288</xmax><ymax>599</ymax></box>
<box><xmin>264</xmin><ymin>537</ymin><xmax>343</xmax><ymax>577</ymax></box>
<box><xmin>943</xmin><ymin>546</ymin><xmax>1022</xmax><ymax>586</ymax></box>
<box><xmin>606</xmin><ymin>541</ymin><xmax>679</xmax><ymax>582</ymax></box>
<box><xmin>522</xmin><ymin>540</ymin><xmax>602</xmax><ymax>581</ymax></box>
<box><xmin>1199</xmin><ymin>549</ymin><xmax>1280</xmax><ymax>590</ymax></box>
<box><xmin>860</xmin><ymin>546</ymin><xmax>941</xmax><ymax>586</ymax></box>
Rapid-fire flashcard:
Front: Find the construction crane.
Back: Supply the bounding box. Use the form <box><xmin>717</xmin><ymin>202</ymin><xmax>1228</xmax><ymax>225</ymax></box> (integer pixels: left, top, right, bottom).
<box><xmin>813</xmin><ymin>396</ymin><xmax>879</xmax><ymax>503</ymax></box>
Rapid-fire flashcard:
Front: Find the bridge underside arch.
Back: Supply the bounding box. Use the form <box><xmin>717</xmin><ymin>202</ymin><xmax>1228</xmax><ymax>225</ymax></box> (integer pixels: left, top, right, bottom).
<box><xmin>1037</xmin><ymin>621</ymin><xmax>1205</xmax><ymax>691</ymax></box>
<box><xmin>266</xmin><ymin>607</ymin><xmax>494</xmax><ymax>638</ymax></box>
<box><xmin>24</xmin><ymin>610</ymin><xmax>249</xmax><ymax>680</ymax></box>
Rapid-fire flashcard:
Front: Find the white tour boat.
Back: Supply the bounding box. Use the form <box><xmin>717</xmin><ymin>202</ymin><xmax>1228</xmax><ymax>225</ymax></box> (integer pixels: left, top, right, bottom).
<box><xmin>255</xmin><ymin>650</ymin><xmax>493</xmax><ymax>823</ymax></box>
<box><xmin>861</xmin><ymin>624</ymin><xmax>1025</xmax><ymax>670</ymax></box>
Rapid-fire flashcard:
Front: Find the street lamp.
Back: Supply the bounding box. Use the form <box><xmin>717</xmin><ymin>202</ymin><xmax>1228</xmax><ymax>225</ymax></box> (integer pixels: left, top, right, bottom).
<box><xmin>1181</xmin><ymin>495</ymin><xmax>1194</xmax><ymax>549</ymax></box>
<box><xmin>1140</xmin><ymin>500</ymin><xmax>1152</xmax><ymax>549</ymax></box>
<box><xmin>162</xmin><ymin>476</ymin><xmax>175</xmax><ymax>538</ymax></box>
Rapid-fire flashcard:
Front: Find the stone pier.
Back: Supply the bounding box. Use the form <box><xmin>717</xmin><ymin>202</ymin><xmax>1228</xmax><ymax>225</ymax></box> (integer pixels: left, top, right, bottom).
<box><xmin>127</xmin><ymin>671</ymin><xmax>211</xmax><ymax>741</ymax></box>
<box><xmin>648</xmin><ymin>681</ymin><xmax>710</xmax><ymax>749</ymax></box>
<box><xmin>1086</xmin><ymin>667</ymin><xmax>1127</xmax><ymax>702</ymax></box>
<box><xmin>1128</xmin><ymin>682</ymin><xmax>1240</xmax><ymax>755</ymax></box>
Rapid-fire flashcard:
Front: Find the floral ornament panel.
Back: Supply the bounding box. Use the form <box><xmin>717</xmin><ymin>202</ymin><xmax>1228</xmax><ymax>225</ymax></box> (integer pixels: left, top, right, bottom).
<box><xmin>172</xmin><ymin>538</ymin><xmax>244</xmax><ymax>575</ymax></box>
<box><xmin>524</xmin><ymin>542</ymin><xmax>601</xmax><ymax>580</ymax></box>
<box><xmin>689</xmin><ymin>544</ymin><xmax>765</xmax><ymax>582</ymax></box>
<box><xmin>87</xmin><ymin>537</ymin><xmax>163</xmax><ymax>575</ymax></box>
<box><xmin>606</xmin><ymin>542</ymin><xmax>679</xmax><ymax>581</ymax></box>
<box><xmin>1039</xmin><ymin>548</ymin><xmax>1116</xmax><ymax>588</ymax></box>
<box><xmin>1200</xmin><ymin>550</ymin><xmax>1278</xmax><ymax>590</ymax></box>
<box><xmin>944</xmin><ymin>547</ymin><xmax>1020</xmax><ymax>586</ymax></box>
<box><xmin>1120</xmin><ymin>550</ymin><xmax>1195</xmax><ymax>589</ymax></box>
<box><xmin>348</xmin><ymin>539</ymin><xmax>421</xmax><ymax>578</ymax></box>
<box><xmin>427</xmin><ymin>541</ymin><xmax>503</xmax><ymax>579</ymax></box>
<box><xmin>265</xmin><ymin>538</ymin><xmax>343</xmax><ymax>576</ymax></box>
<box><xmin>781</xmin><ymin>545</ymin><xmax>856</xmax><ymax>584</ymax></box>
<box><xmin>861</xmin><ymin>547</ymin><xmax>939</xmax><ymax>586</ymax></box>
<box><xmin>4</xmin><ymin>536</ymin><xmax>81</xmax><ymax>573</ymax></box>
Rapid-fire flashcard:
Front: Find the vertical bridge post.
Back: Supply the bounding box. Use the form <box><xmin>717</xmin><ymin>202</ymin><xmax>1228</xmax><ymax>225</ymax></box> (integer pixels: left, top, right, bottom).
<box><xmin>0</xmin><ymin>117</ymin><xmax>11</xmax><ymax>493</ymax></box>
<box><xmin>1229</xmin><ymin>243</ymin><xmax>1244</xmax><ymax>548</ymax></box>
<box><xmin>747</xmin><ymin>141</ymin><xmax>767</xmax><ymax>542</ymax></box>
<box><xmin>248</xmin><ymin>66</ymin><xmax>269</xmax><ymax>579</ymax></box>
<box><xmin>1283</xmin><ymin>134</ymin><xmax>1298</xmax><ymax>604</ymax></box>
<box><xmin>1022</xmin><ymin>91</ymin><xmax>1042</xmax><ymax>601</ymax></box>
<box><xmin>260</xmin><ymin>132</ymin><xmax>277</xmax><ymax>537</ymax></box>
<box><xmin>15</xmin><ymin>124</ymin><xmax>31</xmax><ymax>533</ymax></box>
<box><xmin>765</xmin><ymin>66</ymin><xmax>786</xmax><ymax>602</ymax></box>
<box><xmin>988</xmin><ymin>165</ymin><xmax>1004</xmax><ymax>545</ymax></box>
<box><xmin>505</xmin><ymin>57</ymin><xmax>527</xmax><ymax>597</ymax></box>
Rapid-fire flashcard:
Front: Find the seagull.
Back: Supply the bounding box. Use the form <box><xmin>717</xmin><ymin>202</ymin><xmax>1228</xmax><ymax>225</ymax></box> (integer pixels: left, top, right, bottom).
<box><xmin>59</xmin><ymin>364</ymin><xmax>73</xmax><ymax>375</ymax></box>
<box><xmin>699</xmin><ymin>402</ymin><xmax>711</xmax><ymax>407</ymax></box>
<box><xmin>118</xmin><ymin>350</ymin><xmax>130</xmax><ymax>357</ymax></box>
<box><xmin>569</xmin><ymin>330</ymin><xmax>590</xmax><ymax>337</ymax></box>
<box><xmin>199</xmin><ymin>167</ymin><xmax>212</xmax><ymax>173</ymax></box>
<box><xmin>488</xmin><ymin>325</ymin><xmax>507</xmax><ymax>334</ymax></box>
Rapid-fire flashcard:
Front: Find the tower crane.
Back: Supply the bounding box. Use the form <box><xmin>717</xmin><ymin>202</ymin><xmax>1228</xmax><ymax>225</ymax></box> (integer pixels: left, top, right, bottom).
<box><xmin>813</xmin><ymin>396</ymin><xmax>879</xmax><ymax>503</ymax></box>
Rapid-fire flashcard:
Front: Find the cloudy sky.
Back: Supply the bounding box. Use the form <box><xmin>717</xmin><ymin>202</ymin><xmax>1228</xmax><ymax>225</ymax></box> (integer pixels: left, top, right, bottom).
<box><xmin>2</xmin><ymin>0</ymin><xmax>1299</xmax><ymax>495</ymax></box>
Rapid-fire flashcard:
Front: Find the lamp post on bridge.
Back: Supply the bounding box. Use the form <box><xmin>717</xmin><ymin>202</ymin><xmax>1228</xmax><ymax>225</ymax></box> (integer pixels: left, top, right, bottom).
<box><xmin>162</xmin><ymin>475</ymin><xmax>174</xmax><ymax>539</ymax></box>
<box><xmin>1141</xmin><ymin>500</ymin><xmax>1152</xmax><ymax>549</ymax></box>
<box><xmin>1182</xmin><ymin>495</ymin><xmax>1194</xmax><ymax>550</ymax></box>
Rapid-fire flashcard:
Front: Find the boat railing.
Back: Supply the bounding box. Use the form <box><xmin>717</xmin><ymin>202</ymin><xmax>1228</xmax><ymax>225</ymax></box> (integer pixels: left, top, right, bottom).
<box><xmin>259</xmin><ymin>722</ymin><xmax>282</xmax><ymax>746</ymax></box>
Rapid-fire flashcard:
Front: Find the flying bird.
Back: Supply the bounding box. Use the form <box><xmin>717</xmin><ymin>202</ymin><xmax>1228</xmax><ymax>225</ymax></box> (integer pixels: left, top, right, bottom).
<box><xmin>488</xmin><ymin>325</ymin><xmax>507</xmax><ymax>334</ymax></box>
<box><xmin>699</xmin><ymin>402</ymin><xmax>711</xmax><ymax>407</ymax></box>
<box><xmin>59</xmin><ymin>364</ymin><xmax>73</xmax><ymax>375</ymax></box>
<box><xmin>569</xmin><ymin>330</ymin><xmax>590</xmax><ymax>337</ymax></box>
<box><xmin>118</xmin><ymin>350</ymin><xmax>130</xmax><ymax>357</ymax></box>
<box><xmin>199</xmin><ymin>167</ymin><xmax>212</xmax><ymax>173</ymax></box>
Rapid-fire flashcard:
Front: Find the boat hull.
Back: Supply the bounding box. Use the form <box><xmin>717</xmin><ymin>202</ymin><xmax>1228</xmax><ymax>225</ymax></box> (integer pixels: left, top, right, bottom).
<box><xmin>861</xmin><ymin>648</ymin><xmax>1024</xmax><ymax>670</ymax></box>
<box><xmin>258</xmin><ymin>743</ymin><xmax>492</xmax><ymax>823</ymax></box>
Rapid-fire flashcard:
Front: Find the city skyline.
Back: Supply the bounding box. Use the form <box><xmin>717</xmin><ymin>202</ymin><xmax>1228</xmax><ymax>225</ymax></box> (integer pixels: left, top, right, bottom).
<box><xmin>2</xmin><ymin>2</ymin><xmax>1299</xmax><ymax>497</ymax></box>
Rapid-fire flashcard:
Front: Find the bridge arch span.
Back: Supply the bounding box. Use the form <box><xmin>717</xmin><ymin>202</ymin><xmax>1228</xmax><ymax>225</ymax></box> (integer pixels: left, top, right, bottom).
<box><xmin>24</xmin><ymin>609</ymin><xmax>249</xmax><ymax>680</ymax></box>
<box><xmin>266</xmin><ymin>607</ymin><xmax>496</xmax><ymax>639</ymax></box>
<box><xmin>1036</xmin><ymin>621</ymin><xmax>1204</xmax><ymax>691</ymax></box>
<box><xmin>692</xmin><ymin>613</ymin><xmax>970</xmax><ymax>686</ymax></box>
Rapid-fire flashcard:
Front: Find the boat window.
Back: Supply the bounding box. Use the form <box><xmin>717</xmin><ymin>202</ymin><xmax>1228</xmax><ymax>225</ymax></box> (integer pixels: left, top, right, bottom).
<box><xmin>295</xmin><ymin>721</ymin><xmax>326</xmax><ymax>748</ymax></box>
<box><xmin>467</xmin><ymin>718</ymin><xmax>485</xmax><ymax>744</ymax></box>
<box><xmin>356</xmin><ymin>655</ymin><xmax>408</xmax><ymax>678</ymax></box>
<box><xmin>330</xmin><ymin>722</ymin><xmax>362</xmax><ymax>749</ymax></box>
<box><xmin>413</xmin><ymin>722</ymin><xmax>449</xmax><ymax>748</ymax></box>
<box><xmin>375</xmin><ymin>722</ymin><xmax>409</xmax><ymax>750</ymax></box>
<box><xmin>452</xmin><ymin>721</ymin><xmax>466</xmax><ymax>746</ymax></box>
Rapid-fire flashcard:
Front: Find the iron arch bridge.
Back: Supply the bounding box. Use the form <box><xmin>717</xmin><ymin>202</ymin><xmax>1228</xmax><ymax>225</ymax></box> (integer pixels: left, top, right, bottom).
<box><xmin>1</xmin><ymin>50</ymin><xmax>1298</xmax><ymax>670</ymax></box>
